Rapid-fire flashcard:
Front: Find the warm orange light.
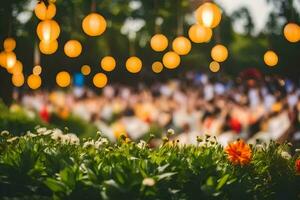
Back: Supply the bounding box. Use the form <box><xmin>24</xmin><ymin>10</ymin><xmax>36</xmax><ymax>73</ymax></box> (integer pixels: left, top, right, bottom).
<box><xmin>93</xmin><ymin>73</ymin><xmax>108</xmax><ymax>88</ymax></box>
<box><xmin>283</xmin><ymin>23</ymin><xmax>300</xmax><ymax>43</ymax></box>
<box><xmin>150</xmin><ymin>34</ymin><xmax>168</xmax><ymax>52</ymax></box>
<box><xmin>152</xmin><ymin>61</ymin><xmax>163</xmax><ymax>73</ymax></box>
<box><xmin>211</xmin><ymin>44</ymin><xmax>228</xmax><ymax>62</ymax></box>
<box><xmin>82</xmin><ymin>13</ymin><xmax>107</xmax><ymax>36</ymax></box>
<box><xmin>3</xmin><ymin>38</ymin><xmax>16</xmax><ymax>52</ymax></box>
<box><xmin>36</xmin><ymin>20</ymin><xmax>60</xmax><ymax>42</ymax></box>
<box><xmin>64</xmin><ymin>40</ymin><xmax>82</xmax><ymax>58</ymax></box>
<box><xmin>27</xmin><ymin>74</ymin><xmax>42</xmax><ymax>90</ymax></box>
<box><xmin>39</xmin><ymin>40</ymin><xmax>58</xmax><ymax>55</ymax></box>
<box><xmin>81</xmin><ymin>65</ymin><xmax>91</xmax><ymax>75</ymax></box>
<box><xmin>125</xmin><ymin>56</ymin><xmax>142</xmax><ymax>73</ymax></box>
<box><xmin>12</xmin><ymin>73</ymin><xmax>24</xmax><ymax>87</ymax></box>
<box><xmin>5</xmin><ymin>52</ymin><xmax>17</xmax><ymax>69</ymax></box>
<box><xmin>162</xmin><ymin>51</ymin><xmax>180</xmax><ymax>69</ymax></box>
<box><xmin>56</xmin><ymin>71</ymin><xmax>71</xmax><ymax>87</ymax></box>
<box><xmin>33</xmin><ymin>65</ymin><xmax>42</xmax><ymax>75</ymax></box>
<box><xmin>195</xmin><ymin>2</ymin><xmax>222</xmax><ymax>28</ymax></box>
<box><xmin>34</xmin><ymin>1</ymin><xmax>56</xmax><ymax>20</ymax></box>
<box><xmin>7</xmin><ymin>60</ymin><xmax>23</xmax><ymax>74</ymax></box>
<box><xmin>0</xmin><ymin>51</ymin><xmax>7</xmax><ymax>67</ymax></box>
<box><xmin>264</xmin><ymin>50</ymin><xmax>278</xmax><ymax>67</ymax></box>
<box><xmin>172</xmin><ymin>36</ymin><xmax>191</xmax><ymax>55</ymax></box>
<box><xmin>209</xmin><ymin>61</ymin><xmax>220</xmax><ymax>72</ymax></box>
<box><xmin>101</xmin><ymin>56</ymin><xmax>116</xmax><ymax>72</ymax></box>
<box><xmin>188</xmin><ymin>24</ymin><xmax>212</xmax><ymax>43</ymax></box>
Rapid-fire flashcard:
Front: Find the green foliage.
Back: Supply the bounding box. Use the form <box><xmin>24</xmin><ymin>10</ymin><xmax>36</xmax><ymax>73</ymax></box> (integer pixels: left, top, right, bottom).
<box><xmin>0</xmin><ymin>102</ymin><xmax>97</xmax><ymax>138</ymax></box>
<box><xmin>0</xmin><ymin>129</ymin><xmax>299</xmax><ymax>200</ymax></box>
<box><xmin>0</xmin><ymin>102</ymin><xmax>48</xmax><ymax>136</ymax></box>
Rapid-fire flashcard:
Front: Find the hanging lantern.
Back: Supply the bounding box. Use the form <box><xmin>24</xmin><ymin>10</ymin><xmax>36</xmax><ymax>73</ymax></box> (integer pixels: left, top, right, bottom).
<box><xmin>172</xmin><ymin>36</ymin><xmax>191</xmax><ymax>55</ymax></box>
<box><xmin>0</xmin><ymin>51</ymin><xmax>7</xmax><ymax>67</ymax></box>
<box><xmin>264</xmin><ymin>50</ymin><xmax>278</xmax><ymax>67</ymax></box>
<box><xmin>125</xmin><ymin>56</ymin><xmax>142</xmax><ymax>73</ymax></box>
<box><xmin>162</xmin><ymin>51</ymin><xmax>180</xmax><ymax>69</ymax></box>
<box><xmin>211</xmin><ymin>44</ymin><xmax>228</xmax><ymax>62</ymax></box>
<box><xmin>64</xmin><ymin>40</ymin><xmax>82</xmax><ymax>58</ymax></box>
<box><xmin>39</xmin><ymin>40</ymin><xmax>58</xmax><ymax>54</ymax></box>
<box><xmin>283</xmin><ymin>23</ymin><xmax>300</xmax><ymax>43</ymax></box>
<box><xmin>12</xmin><ymin>73</ymin><xmax>24</xmax><ymax>87</ymax></box>
<box><xmin>152</xmin><ymin>61</ymin><xmax>163</xmax><ymax>73</ymax></box>
<box><xmin>195</xmin><ymin>2</ymin><xmax>222</xmax><ymax>28</ymax></box>
<box><xmin>101</xmin><ymin>56</ymin><xmax>116</xmax><ymax>72</ymax></box>
<box><xmin>3</xmin><ymin>38</ymin><xmax>16</xmax><ymax>52</ymax></box>
<box><xmin>82</xmin><ymin>13</ymin><xmax>107</xmax><ymax>36</ymax></box>
<box><xmin>81</xmin><ymin>65</ymin><xmax>91</xmax><ymax>75</ymax></box>
<box><xmin>209</xmin><ymin>61</ymin><xmax>220</xmax><ymax>72</ymax></box>
<box><xmin>93</xmin><ymin>72</ymin><xmax>108</xmax><ymax>88</ymax></box>
<box><xmin>150</xmin><ymin>34</ymin><xmax>168</xmax><ymax>52</ymax></box>
<box><xmin>5</xmin><ymin>52</ymin><xmax>17</xmax><ymax>69</ymax></box>
<box><xmin>56</xmin><ymin>71</ymin><xmax>71</xmax><ymax>87</ymax></box>
<box><xmin>36</xmin><ymin>20</ymin><xmax>60</xmax><ymax>42</ymax></box>
<box><xmin>188</xmin><ymin>24</ymin><xmax>212</xmax><ymax>43</ymax></box>
<box><xmin>27</xmin><ymin>74</ymin><xmax>41</xmax><ymax>90</ymax></box>
<box><xmin>33</xmin><ymin>65</ymin><xmax>42</xmax><ymax>75</ymax></box>
<box><xmin>7</xmin><ymin>60</ymin><xmax>23</xmax><ymax>74</ymax></box>
<box><xmin>34</xmin><ymin>1</ymin><xmax>56</xmax><ymax>20</ymax></box>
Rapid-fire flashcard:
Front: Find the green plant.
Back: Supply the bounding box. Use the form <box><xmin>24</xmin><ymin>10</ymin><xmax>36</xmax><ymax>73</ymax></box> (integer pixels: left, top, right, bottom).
<box><xmin>0</xmin><ymin>128</ymin><xmax>299</xmax><ymax>200</ymax></box>
<box><xmin>0</xmin><ymin>102</ymin><xmax>48</xmax><ymax>136</ymax></box>
<box><xmin>0</xmin><ymin>102</ymin><xmax>97</xmax><ymax>138</ymax></box>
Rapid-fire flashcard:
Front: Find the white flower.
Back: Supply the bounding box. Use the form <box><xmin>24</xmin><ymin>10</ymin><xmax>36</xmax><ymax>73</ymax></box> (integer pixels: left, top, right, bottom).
<box><xmin>59</xmin><ymin>133</ymin><xmax>80</xmax><ymax>145</ymax></box>
<box><xmin>1</xmin><ymin>130</ymin><xmax>9</xmax><ymax>136</ymax></box>
<box><xmin>51</xmin><ymin>129</ymin><xmax>63</xmax><ymax>141</ymax></box>
<box><xmin>36</xmin><ymin>127</ymin><xmax>53</xmax><ymax>136</ymax></box>
<box><xmin>167</xmin><ymin>129</ymin><xmax>175</xmax><ymax>136</ymax></box>
<box><xmin>281</xmin><ymin>151</ymin><xmax>292</xmax><ymax>160</ymax></box>
<box><xmin>7</xmin><ymin>137</ymin><xmax>19</xmax><ymax>143</ymax></box>
<box><xmin>42</xmin><ymin>130</ymin><xmax>53</xmax><ymax>136</ymax></box>
<box><xmin>67</xmin><ymin>133</ymin><xmax>80</xmax><ymax>145</ymax></box>
<box><xmin>37</xmin><ymin>127</ymin><xmax>47</xmax><ymax>134</ymax></box>
<box><xmin>142</xmin><ymin>178</ymin><xmax>155</xmax><ymax>186</ymax></box>
<box><xmin>26</xmin><ymin>132</ymin><xmax>37</xmax><ymax>138</ymax></box>
<box><xmin>83</xmin><ymin>140</ymin><xmax>95</xmax><ymax>148</ymax></box>
<box><xmin>137</xmin><ymin>140</ymin><xmax>147</xmax><ymax>149</ymax></box>
<box><xmin>94</xmin><ymin>138</ymin><xmax>109</xmax><ymax>149</ymax></box>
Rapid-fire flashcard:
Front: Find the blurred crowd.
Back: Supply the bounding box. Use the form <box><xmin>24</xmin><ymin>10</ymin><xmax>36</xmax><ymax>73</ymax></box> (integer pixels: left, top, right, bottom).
<box><xmin>13</xmin><ymin>70</ymin><xmax>300</xmax><ymax>146</ymax></box>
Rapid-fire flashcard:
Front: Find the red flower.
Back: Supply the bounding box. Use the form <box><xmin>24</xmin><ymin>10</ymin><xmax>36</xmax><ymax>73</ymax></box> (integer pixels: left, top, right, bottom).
<box><xmin>225</xmin><ymin>140</ymin><xmax>252</xmax><ymax>165</ymax></box>
<box><xmin>296</xmin><ymin>159</ymin><xmax>300</xmax><ymax>174</ymax></box>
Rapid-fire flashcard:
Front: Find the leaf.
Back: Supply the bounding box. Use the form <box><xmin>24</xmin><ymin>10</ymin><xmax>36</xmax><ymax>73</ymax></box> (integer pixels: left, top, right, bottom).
<box><xmin>114</xmin><ymin>171</ymin><xmax>125</xmax><ymax>185</ymax></box>
<box><xmin>206</xmin><ymin>176</ymin><xmax>214</xmax><ymax>187</ymax></box>
<box><xmin>157</xmin><ymin>164</ymin><xmax>169</xmax><ymax>173</ymax></box>
<box><xmin>44</xmin><ymin>178</ymin><xmax>66</xmax><ymax>193</ymax></box>
<box><xmin>157</xmin><ymin>172</ymin><xmax>177</xmax><ymax>181</ymax></box>
<box><xmin>104</xmin><ymin>179</ymin><xmax>120</xmax><ymax>189</ymax></box>
<box><xmin>216</xmin><ymin>174</ymin><xmax>229</xmax><ymax>190</ymax></box>
<box><xmin>226</xmin><ymin>178</ymin><xmax>237</xmax><ymax>185</ymax></box>
<box><xmin>59</xmin><ymin>167</ymin><xmax>76</xmax><ymax>188</ymax></box>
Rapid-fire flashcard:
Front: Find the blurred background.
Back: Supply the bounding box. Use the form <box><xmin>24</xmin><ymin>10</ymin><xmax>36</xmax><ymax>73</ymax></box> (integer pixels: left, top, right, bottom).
<box><xmin>0</xmin><ymin>0</ymin><xmax>300</xmax><ymax>146</ymax></box>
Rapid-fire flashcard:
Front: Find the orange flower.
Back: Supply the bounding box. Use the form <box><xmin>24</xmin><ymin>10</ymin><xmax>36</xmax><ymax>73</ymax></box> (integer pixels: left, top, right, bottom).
<box><xmin>296</xmin><ymin>159</ymin><xmax>300</xmax><ymax>174</ymax></box>
<box><xmin>225</xmin><ymin>140</ymin><xmax>252</xmax><ymax>165</ymax></box>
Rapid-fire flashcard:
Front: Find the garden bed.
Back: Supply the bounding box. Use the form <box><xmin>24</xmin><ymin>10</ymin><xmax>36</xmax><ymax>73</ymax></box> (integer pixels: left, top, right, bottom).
<box><xmin>0</xmin><ymin>128</ymin><xmax>299</xmax><ymax>200</ymax></box>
